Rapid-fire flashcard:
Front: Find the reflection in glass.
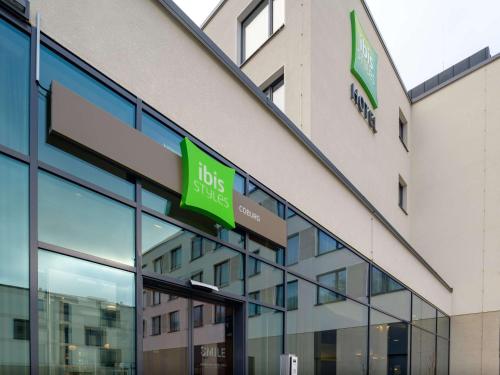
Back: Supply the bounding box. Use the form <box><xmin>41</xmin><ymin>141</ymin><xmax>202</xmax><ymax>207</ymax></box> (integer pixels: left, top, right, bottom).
<box><xmin>0</xmin><ymin>155</ymin><xmax>29</xmax><ymax>288</ymax></box>
<box><xmin>142</xmin><ymin>214</ymin><xmax>244</xmax><ymax>295</ymax></box>
<box><xmin>143</xmin><ymin>289</ymin><xmax>188</xmax><ymax>374</ymax></box>
<box><xmin>142</xmin><ymin>113</ymin><xmax>183</xmax><ymax>155</ymax></box>
<box><xmin>247</xmin><ymin>258</ymin><xmax>284</xmax><ymax>307</ymax></box>
<box><xmin>286</xmin><ymin>276</ymin><xmax>368</xmax><ymax>374</ymax></box>
<box><xmin>437</xmin><ymin>310</ymin><xmax>450</xmax><ymax>339</ymax></box>
<box><xmin>369</xmin><ymin>310</ymin><xmax>409</xmax><ymax>375</ymax></box>
<box><xmin>436</xmin><ymin>337</ymin><xmax>449</xmax><ymax>375</ymax></box>
<box><xmin>272</xmin><ymin>0</ymin><xmax>285</xmax><ymax>32</ymax></box>
<box><xmin>193</xmin><ymin>300</ymin><xmax>234</xmax><ymax>375</ymax></box>
<box><xmin>248</xmin><ymin>304</ymin><xmax>283</xmax><ymax>375</ymax></box>
<box><xmin>248</xmin><ymin>234</ymin><xmax>284</xmax><ymax>265</ymax></box>
<box><xmin>38</xmin><ymin>251</ymin><xmax>135</xmax><ymax>374</ymax></box>
<box><xmin>0</xmin><ymin>19</ymin><xmax>29</xmax><ymax>154</ymax></box>
<box><xmin>141</xmin><ymin>183</ymin><xmax>245</xmax><ymax>248</ymax></box>
<box><xmin>248</xmin><ymin>182</ymin><xmax>284</xmax><ymax>217</ymax></box>
<box><xmin>40</xmin><ymin>47</ymin><xmax>135</xmax><ymax>127</ymax></box>
<box><xmin>37</xmin><ymin>94</ymin><xmax>134</xmax><ymax>199</ymax></box>
<box><xmin>371</xmin><ymin>267</ymin><xmax>411</xmax><ymax>320</ymax></box>
<box><xmin>0</xmin><ymin>285</ymin><xmax>29</xmax><ymax>374</ymax></box>
<box><xmin>410</xmin><ymin>326</ymin><xmax>436</xmax><ymax>375</ymax></box>
<box><xmin>412</xmin><ymin>295</ymin><xmax>436</xmax><ymax>333</ymax></box>
<box><xmin>286</xmin><ymin>209</ymin><xmax>368</xmax><ymax>302</ymax></box>
<box><xmin>38</xmin><ymin>171</ymin><xmax>135</xmax><ymax>265</ymax></box>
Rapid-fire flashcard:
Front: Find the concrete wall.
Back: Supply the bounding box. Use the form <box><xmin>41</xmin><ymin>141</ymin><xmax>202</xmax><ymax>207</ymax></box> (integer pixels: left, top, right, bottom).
<box><xmin>29</xmin><ymin>0</ymin><xmax>451</xmax><ymax>314</ymax></box>
<box><xmin>411</xmin><ymin>58</ymin><xmax>500</xmax><ymax>316</ymax></box>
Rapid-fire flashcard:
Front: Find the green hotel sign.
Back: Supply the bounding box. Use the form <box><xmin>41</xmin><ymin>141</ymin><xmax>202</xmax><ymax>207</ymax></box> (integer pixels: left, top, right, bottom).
<box><xmin>350</xmin><ymin>10</ymin><xmax>378</xmax><ymax>109</ymax></box>
<box><xmin>180</xmin><ymin>137</ymin><xmax>236</xmax><ymax>229</ymax></box>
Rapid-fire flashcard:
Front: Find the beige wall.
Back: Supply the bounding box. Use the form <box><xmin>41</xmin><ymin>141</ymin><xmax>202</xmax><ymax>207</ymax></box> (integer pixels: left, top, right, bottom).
<box><xmin>411</xmin><ymin>58</ymin><xmax>500</xmax><ymax>316</ymax></box>
<box><xmin>29</xmin><ymin>0</ymin><xmax>451</xmax><ymax>314</ymax></box>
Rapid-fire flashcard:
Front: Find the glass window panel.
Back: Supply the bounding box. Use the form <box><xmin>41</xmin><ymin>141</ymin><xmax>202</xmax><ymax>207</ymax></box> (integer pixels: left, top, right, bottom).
<box><xmin>248</xmin><ymin>234</ymin><xmax>284</xmax><ymax>265</ymax></box>
<box><xmin>38</xmin><ymin>251</ymin><xmax>135</xmax><ymax>374</ymax></box>
<box><xmin>412</xmin><ymin>295</ymin><xmax>436</xmax><ymax>333</ymax></box>
<box><xmin>248</xmin><ymin>304</ymin><xmax>283</xmax><ymax>375</ymax></box>
<box><xmin>141</xmin><ymin>113</ymin><xmax>183</xmax><ymax>155</ymax></box>
<box><xmin>193</xmin><ymin>300</ymin><xmax>234</xmax><ymax>373</ymax></box>
<box><xmin>0</xmin><ymin>155</ymin><xmax>29</xmax><ymax>288</ymax></box>
<box><xmin>242</xmin><ymin>2</ymin><xmax>269</xmax><ymax>61</ymax></box>
<box><xmin>38</xmin><ymin>94</ymin><xmax>135</xmax><ymax>199</ymax></box>
<box><xmin>287</xmin><ymin>280</ymin><xmax>298</xmax><ymax>311</ymax></box>
<box><xmin>437</xmin><ymin>310</ymin><xmax>450</xmax><ymax>339</ymax></box>
<box><xmin>142</xmin><ymin>214</ymin><xmax>244</xmax><ymax>295</ymax></box>
<box><xmin>38</xmin><ymin>171</ymin><xmax>135</xmax><ymax>265</ymax></box>
<box><xmin>141</xmin><ymin>183</ymin><xmax>245</xmax><ymax>248</ymax></box>
<box><xmin>0</xmin><ymin>19</ymin><xmax>29</xmax><ymax>154</ymax></box>
<box><xmin>287</xmin><ymin>210</ymin><xmax>369</xmax><ymax>303</ymax></box>
<box><xmin>287</xmin><ymin>234</ymin><xmax>299</xmax><ymax>265</ymax></box>
<box><xmin>0</xmin><ymin>285</ymin><xmax>29</xmax><ymax>373</ymax></box>
<box><xmin>248</xmin><ymin>182</ymin><xmax>284</xmax><ymax>217</ymax></box>
<box><xmin>369</xmin><ymin>309</ymin><xmax>409</xmax><ymax>375</ymax></box>
<box><xmin>272</xmin><ymin>0</ymin><xmax>285</xmax><ymax>32</ymax></box>
<box><xmin>234</xmin><ymin>173</ymin><xmax>246</xmax><ymax>194</ymax></box>
<box><xmin>317</xmin><ymin>270</ymin><xmax>347</xmax><ymax>304</ymax></box>
<box><xmin>40</xmin><ymin>46</ymin><xmax>135</xmax><ymax>127</ymax></box>
<box><xmin>286</xmin><ymin>275</ymin><xmax>368</xmax><ymax>375</ymax></box>
<box><xmin>436</xmin><ymin>337</ymin><xmax>449</xmax><ymax>375</ymax></box>
<box><xmin>247</xmin><ymin>258</ymin><xmax>284</xmax><ymax>307</ymax></box>
<box><xmin>371</xmin><ymin>267</ymin><xmax>411</xmax><ymax>320</ymax></box>
<box><xmin>271</xmin><ymin>79</ymin><xmax>285</xmax><ymax>111</ymax></box>
<box><xmin>410</xmin><ymin>326</ymin><xmax>436</xmax><ymax>375</ymax></box>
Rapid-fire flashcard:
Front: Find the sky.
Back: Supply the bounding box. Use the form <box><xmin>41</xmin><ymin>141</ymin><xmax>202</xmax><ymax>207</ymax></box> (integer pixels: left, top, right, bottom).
<box><xmin>173</xmin><ymin>0</ymin><xmax>500</xmax><ymax>89</ymax></box>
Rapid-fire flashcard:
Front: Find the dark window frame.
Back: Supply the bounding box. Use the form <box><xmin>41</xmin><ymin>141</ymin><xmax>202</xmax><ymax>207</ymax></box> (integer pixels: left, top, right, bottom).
<box><xmin>316</xmin><ymin>268</ymin><xmax>347</xmax><ymax>305</ymax></box>
<box><xmin>152</xmin><ymin>315</ymin><xmax>161</xmax><ymax>336</ymax></box>
<box><xmin>193</xmin><ymin>305</ymin><xmax>203</xmax><ymax>328</ymax></box>
<box><xmin>214</xmin><ymin>260</ymin><xmax>230</xmax><ymax>287</ymax></box>
<box><xmin>169</xmin><ymin>310</ymin><xmax>180</xmax><ymax>332</ymax></box>
<box><xmin>170</xmin><ymin>246</ymin><xmax>182</xmax><ymax>271</ymax></box>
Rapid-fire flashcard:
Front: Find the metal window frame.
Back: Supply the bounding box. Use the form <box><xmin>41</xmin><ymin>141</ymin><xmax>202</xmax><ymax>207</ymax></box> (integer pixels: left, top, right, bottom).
<box><xmin>0</xmin><ymin>8</ymin><xmax>452</xmax><ymax>374</ymax></box>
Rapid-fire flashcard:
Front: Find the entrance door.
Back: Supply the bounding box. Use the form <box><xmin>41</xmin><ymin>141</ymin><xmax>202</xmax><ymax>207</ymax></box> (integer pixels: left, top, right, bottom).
<box><xmin>142</xmin><ymin>286</ymin><xmax>237</xmax><ymax>374</ymax></box>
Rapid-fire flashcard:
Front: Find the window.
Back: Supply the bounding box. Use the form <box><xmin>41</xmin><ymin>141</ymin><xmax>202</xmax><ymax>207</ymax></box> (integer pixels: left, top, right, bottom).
<box><xmin>38</xmin><ymin>171</ymin><xmax>135</xmax><ymax>266</ymax></box>
<box><xmin>248</xmin><ymin>296</ymin><xmax>261</xmax><ymax>317</ymax></box>
<box><xmin>287</xmin><ymin>234</ymin><xmax>299</xmax><ymax>265</ymax></box>
<box><xmin>101</xmin><ymin>307</ymin><xmax>120</xmax><ymax>328</ymax></box>
<box><xmin>193</xmin><ymin>305</ymin><xmax>203</xmax><ymax>328</ymax></box>
<box><xmin>142</xmin><ymin>112</ymin><xmax>183</xmax><ymax>156</ymax></box>
<box><xmin>100</xmin><ymin>348</ymin><xmax>121</xmax><ymax>368</ymax></box>
<box><xmin>287</xmin><ymin>280</ymin><xmax>298</xmax><ymax>310</ymax></box>
<box><xmin>264</xmin><ymin>75</ymin><xmax>285</xmax><ymax>111</ymax></box>
<box><xmin>214</xmin><ymin>305</ymin><xmax>226</xmax><ymax>324</ymax></box>
<box><xmin>248</xmin><ymin>253</ymin><xmax>261</xmax><ymax>276</ymax></box>
<box><xmin>371</xmin><ymin>267</ymin><xmax>411</xmax><ymax>321</ymax></box>
<box><xmin>38</xmin><ymin>250</ymin><xmax>135</xmax><ymax>372</ymax></box>
<box><xmin>152</xmin><ymin>316</ymin><xmax>161</xmax><ymax>336</ymax></box>
<box><xmin>241</xmin><ymin>0</ymin><xmax>285</xmax><ymax>61</ymax></box>
<box><xmin>169</xmin><ymin>311</ymin><xmax>180</xmax><ymax>332</ymax></box>
<box><xmin>153</xmin><ymin>257</ymin><xmax>163</xmax><ymax>274</ymax></box>
<box><xmin>191</xmin><ymin>236</ymin><xmax>203</xmax><ymax>260</ymax></box>
<box><xmin>398</xmin><ymin>176</ymin><xmax>407</xmax><ymax>213</ymax></box>
<box><xmin>317</xmin><ymin>269</ymin><xmax>346</xmax><ymax>304</ymax></box>
<box><xmin>191</xmin><ymin>271</ymin><xmax>203</xmax><ymax>282</ymax></box>
<box><xmin>275</xmin><ymin>284</ymin><xmax>284</xmax><ymax>307</ymax></box>
<box><xmin>399</xmin><ymin>111</ymin><xmax>408</xmax><ymax>149</ymax></box>
<box><xmin>214</xmin><ymin>261</ymin><xmax>230</xmax><ymax>287</ymax></box>
<box><xmin>248</xmin><ymin>234</ymin><xmax>284</xmax><ymax>265</ymax></box>
<box><xmin>0</xmin><ymin>19</ymin><xmax>30</xmax><ymax>154</ymax></box>
<box><xmin>85</xmin><ymin>327</ymin><xmax>105</xmax><ymax>347</ymax></box>
<box><xmin>61</xmin><ymin>303</ymin><xmax>71</xmax><ymax>322</ymax></box>
<box><xmin>317</xmin><ymin>230</ymin><xmax>344</xmax><ymax>255</ymax></box>
<box><xmin>371</xmin><ymin>268</ymin><xmax>404</xmax><ymax>295</ymax></box>
<box><xmin>13</xmin><ymin>319</ymin><xmax>29</xmax><ymax>340</ymax></box>
<box><xmin>153</xmin><ymin>291</ymin><xmax>161</xmax><ymax>306</ymax></box>
<box><xmin>170</xmin><ymin>247</ymin><xmax>182</xmax><ymax>271</ymax></box>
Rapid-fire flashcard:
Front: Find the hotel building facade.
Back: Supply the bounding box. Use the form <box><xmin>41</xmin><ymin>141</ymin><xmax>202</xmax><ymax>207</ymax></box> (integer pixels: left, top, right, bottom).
<box><xmin>0</xmin><ymin>0</ymin><xmax>498</xmax><ymax>374</ymax></box>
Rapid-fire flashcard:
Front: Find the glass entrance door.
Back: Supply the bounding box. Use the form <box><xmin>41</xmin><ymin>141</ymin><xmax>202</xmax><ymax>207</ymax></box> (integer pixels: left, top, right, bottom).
<box><xmin>142</xmin><ymin>287</ymin><xmax>235</xmax><ymax>374</ymax></box>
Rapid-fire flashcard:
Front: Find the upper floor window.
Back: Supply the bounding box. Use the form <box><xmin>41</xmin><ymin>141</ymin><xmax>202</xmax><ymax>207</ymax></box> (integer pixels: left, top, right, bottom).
<box><xmin>398</xmin><ymin>176</ymin><xmax>408</xmax><ymax>214</ymax></box>
<box><xmin>399</xmin><ymin>111</ymin><xmax>408</xmax><ymax>150</ymax></box>
<box><xmin>264</xmin><ymin>75</ymin><xmax>285</xmax><ymax>112</ymax></box>
<box><xmin>241</xmin><ymin>0</ymin><xmax>285</xmax><ymax>62</ymax></box>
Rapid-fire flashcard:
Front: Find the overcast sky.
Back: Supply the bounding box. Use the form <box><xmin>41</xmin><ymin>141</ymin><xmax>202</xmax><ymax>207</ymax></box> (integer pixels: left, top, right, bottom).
<box><xmin>174</xmin><ymin>0</ymin><xmax>500</xmax><ymax>89</ymax></box>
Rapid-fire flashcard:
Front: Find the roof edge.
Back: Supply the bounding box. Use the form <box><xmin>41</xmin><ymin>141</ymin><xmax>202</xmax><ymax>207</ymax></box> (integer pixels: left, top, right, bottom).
<box><xmin>201</xmin><ymin>0</ymin><xmax>227</xmax><ymax>30</ymax></box>
<box><xmin>156</xmin><ymin>0</ymin><xmax>452</xmax><ymax>293</ymax></box>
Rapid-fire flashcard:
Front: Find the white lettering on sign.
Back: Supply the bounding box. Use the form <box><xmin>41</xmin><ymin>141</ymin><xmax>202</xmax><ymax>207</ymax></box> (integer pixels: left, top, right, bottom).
<box><xmin>238</xmin><ymin>205</ymin><xmax>261</xmax><ymax>223</ymax></box>
<box><xmin>201</xmin><ymin>345</ymin><xmax>226</xmax><ymax>358</ymax></box>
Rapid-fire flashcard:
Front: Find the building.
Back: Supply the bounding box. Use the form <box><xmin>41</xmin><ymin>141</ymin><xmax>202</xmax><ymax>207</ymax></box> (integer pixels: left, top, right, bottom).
<box><xmin>0</xmin><ymin>0</ymin><xmax>497</xmax><ymax>373</ymax></box>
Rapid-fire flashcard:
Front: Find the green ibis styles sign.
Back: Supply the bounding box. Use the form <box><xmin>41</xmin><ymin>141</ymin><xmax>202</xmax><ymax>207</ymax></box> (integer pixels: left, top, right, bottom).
<box><xmin>180</xmin><ymin>137</ymin><xmax>236</xmax><ymax>229</ymax></box>
<box><xmin>350</xmin><ymin>10</ymin><xmax>378</xmax><ymax>109</ymax></box>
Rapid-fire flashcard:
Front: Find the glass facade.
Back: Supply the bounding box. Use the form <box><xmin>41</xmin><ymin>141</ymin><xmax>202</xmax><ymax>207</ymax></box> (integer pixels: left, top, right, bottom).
<box><xmin>0</xmin><ymin>15</ymin><xmax>450</xmax><ymax>374</ymax></box>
